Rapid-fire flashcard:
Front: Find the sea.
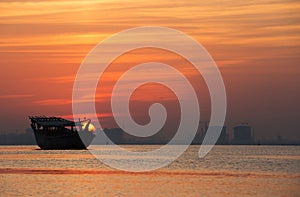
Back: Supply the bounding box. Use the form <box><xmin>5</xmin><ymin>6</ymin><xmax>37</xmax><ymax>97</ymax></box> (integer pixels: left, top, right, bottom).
<box><xmin>0</xmin><ymin>145</ymin><xmax>299</xmax><ymax>197</ymax></box>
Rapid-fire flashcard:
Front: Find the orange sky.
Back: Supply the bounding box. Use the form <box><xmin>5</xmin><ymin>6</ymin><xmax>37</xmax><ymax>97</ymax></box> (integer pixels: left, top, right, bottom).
<box><xmin>0</xmin><ymin>0</ymin><xmax>299</xmax><ymax>140</ymax></box>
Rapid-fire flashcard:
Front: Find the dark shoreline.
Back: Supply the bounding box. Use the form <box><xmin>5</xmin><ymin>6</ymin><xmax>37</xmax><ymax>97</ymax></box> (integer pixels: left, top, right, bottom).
<box><xmin>0</xmin><ymin>143</ymin><xmax>299</xmax><ymax>146</ymax></box>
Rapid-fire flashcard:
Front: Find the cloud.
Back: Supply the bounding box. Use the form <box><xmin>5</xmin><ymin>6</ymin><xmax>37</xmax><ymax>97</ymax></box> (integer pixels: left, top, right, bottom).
<box><xmin>0</xmin><ymin>94</ymin><xmax>33</xmax><ymax>99</ymax></box>
<box><xmin>33</xmin><ymin>98</ymin><xmax>71</xmax><ymax>105</ymax></box>
<box><xmin>60</xmin><ymin>113</ymin><xmax>112</xmax><ymax>120</ymax></box>
<box><xmin>32</xmin><ymin>75</ymin><xmax>76</xmax><ymax>84</ymax></box>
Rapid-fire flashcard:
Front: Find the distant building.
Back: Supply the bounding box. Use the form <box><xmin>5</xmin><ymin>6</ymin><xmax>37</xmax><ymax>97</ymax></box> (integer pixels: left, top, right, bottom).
<box><xmin>0</xmin><ymin>128</ymin><xmax>36</xmax><ymax>145</ymax></box>
<box><xmin>216</xmin><ymin>126</ymin><xmax>227</xmax><ymax>145</ymax></box>
<box><xmin>102</xmin><ymin>127</ymin><xmax>175</xmax><ymax>144</ymax></box>
<box><xmin>192</xmin><ymin>124</ymin><xmax>227</xmax><ymax>145</ymax></box>
<box><xmin>192</xmin><ymin>126</ymin><xmax>204</xmax><ymax>144</ymax></box>
<box><xmin>206</xmin><ymin>125</ymin><xmax>227</xmax><ymax>145</ymax></box>
<box><xmin>233</xmin><ymin>125</ymin><xmax>253</xmax><ymax>144</ymax></box>
<box><xmin>103</xmin><ymin>128</ymin><xmax>124</xmax><ymax>144</ymax></box>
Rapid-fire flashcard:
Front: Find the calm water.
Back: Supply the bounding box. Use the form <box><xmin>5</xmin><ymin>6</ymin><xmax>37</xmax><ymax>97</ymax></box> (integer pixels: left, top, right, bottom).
<box><xmin>1</xmin><ymin>145</ymin><xmax>299</xmax><ymax>196</ymax></box>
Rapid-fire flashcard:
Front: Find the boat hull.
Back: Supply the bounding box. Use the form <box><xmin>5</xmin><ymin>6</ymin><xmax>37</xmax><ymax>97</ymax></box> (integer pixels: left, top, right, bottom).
<box><xmin>33</xmin><ymin>129</ymin><xmax>95</xmax><ymax>150</ymax></box>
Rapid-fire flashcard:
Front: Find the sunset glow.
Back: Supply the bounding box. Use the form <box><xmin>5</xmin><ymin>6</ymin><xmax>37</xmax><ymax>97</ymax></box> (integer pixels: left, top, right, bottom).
<box><xmin>82</xmin><ymin>122</ymin><xmax>96</xmax><ymax>132</ymax></box>
<box><xmin>0</xmin><ymin>0</ymin><xmax>299</xmax><ymax>140</ymax></box>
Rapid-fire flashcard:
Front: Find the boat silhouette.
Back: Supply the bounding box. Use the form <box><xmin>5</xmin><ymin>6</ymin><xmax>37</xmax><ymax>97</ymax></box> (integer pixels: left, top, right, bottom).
<box><xmin>29</xmin><ymin>116</ymin><xmax>95</xmax><ymax>149</ymax></box>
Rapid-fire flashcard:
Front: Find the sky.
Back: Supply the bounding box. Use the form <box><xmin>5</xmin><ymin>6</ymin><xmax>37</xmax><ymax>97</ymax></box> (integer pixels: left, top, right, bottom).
<box><xmin>0</xmin><ymin>0</ymin><xmax>299</xmax><ymax>141</ymax></box>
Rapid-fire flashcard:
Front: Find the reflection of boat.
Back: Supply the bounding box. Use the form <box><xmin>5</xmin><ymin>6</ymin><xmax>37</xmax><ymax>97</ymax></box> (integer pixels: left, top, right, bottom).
<box><xmin>29</xmin><ymin>116</ymin><xmax>95</xmax><ymax>149</ymax></box>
